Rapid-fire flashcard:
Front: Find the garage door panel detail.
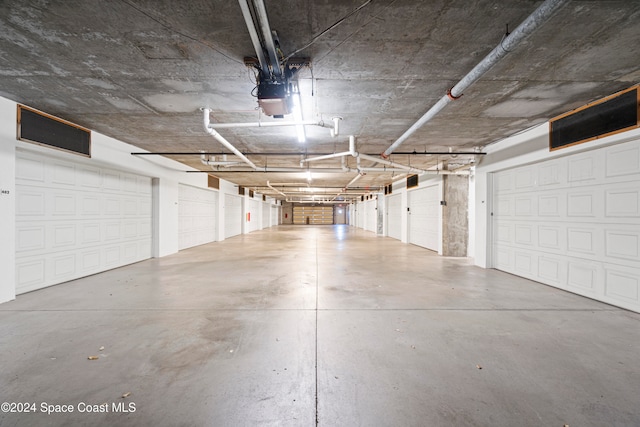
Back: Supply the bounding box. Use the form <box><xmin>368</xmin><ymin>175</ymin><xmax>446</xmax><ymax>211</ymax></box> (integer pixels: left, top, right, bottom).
<box><xmin>492</xmin><ymin>138</ymin><xmax>640</xmax><ymax>313</ymax></box>
<box><xmin>15</xmin><ymin>152</ymin><xmax>152</xmax><ymax>294</ymax></box>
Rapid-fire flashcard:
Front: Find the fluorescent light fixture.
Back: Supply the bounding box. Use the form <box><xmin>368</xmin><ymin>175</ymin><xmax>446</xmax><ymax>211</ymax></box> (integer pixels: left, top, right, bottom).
<box><xmin>292</xmin><ymin>92</ymin><xmax>306</xmax><ymax>143</ymax></box>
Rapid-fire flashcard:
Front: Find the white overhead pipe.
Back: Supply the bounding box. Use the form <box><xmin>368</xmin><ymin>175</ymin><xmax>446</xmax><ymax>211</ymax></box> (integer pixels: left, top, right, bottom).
<box><xmin>330</xmin><ymin>169</ymin><xmax>364</xmax><ymax>201</ymax></box>
<box><xmin>267</xmin><ymin>181</ymin><xmax>287</xmax><ymax>198</ymax></box>
<box><xmin>341</xmin><ymin>156</ymin><xmax>349</xmax><ymax>171</ymax></box>
<box><xmin>358</xmin><ymin>152</ymin><xmax>428</xmax><ymax>174</ymax></box>
<box><xmin>349</xmin><ymin>135</ymin><xmax>426</xmax><ymax>172</ymax></box>
<box><xmin>345</xmin><ymin>173</ymin><xmax>363</xmax><ymax>188</ymax></box>
<box><xmin>302</xmin><ymin>133</ymin><xmax>354</xmax><ymax>164</ymax></box>
<box><xmin>267</xmin><ymin>182</ymin><xmax>311</xmax><ymax>186</ymax></box>
<box><xmin>301</xmin><ymin>151</ymin><xmax>351</xmax><ymax>164</ymax></box>
<box><xmin>360</xmin><ymin>166</ymin><xmax>469</xmax><ymax>175</ymax></box>
<box><xmin>381</xmin><ymin>0</ymin><xmax>568</xmax><ymax>158</ymax></box>
<box><xmin>209</xmin><ymin>120</ymin><xmax>322</xmax><ymax>129</ymax></box>
<box><xmin>210</xmin><ymin>165</ymin><xmax>449</xmax><ymax>174</ymax></box>
<box><xmin>349</xmin><ymin>135</ymin><xmax>357</xmax><ymax>156</ymax></box>
<box><xmin>209</xmin><ymin>166</ymin><xmax>355</xmax><ymax>173</ymax></box>
<box><xmin>331</xmin><ymin>116</ymin><xmax>342</xmax><ymax>137</ymax></box>
<box><xmin>201</xmin><ymin>159</ymin><xmax>243</xmax><ymax>167</ymax></box>
<box><xmin>200</xmin><ymin>152</ymin><xmax>242</xmax><ymax>167</ymax></box>
<box><xmin>203</xmin><ymin>108</ymin><xmax>258</xmax><ymax>169</ymax></box>
<box><xmin>282</xmin><ymin>191</ymin><xmax>366</xmax><ymax>197</ymax></box>
<box><xmin>299</xmin><ymin>134</ymin><xmax>449</xmax><ymax>174</ymax></box>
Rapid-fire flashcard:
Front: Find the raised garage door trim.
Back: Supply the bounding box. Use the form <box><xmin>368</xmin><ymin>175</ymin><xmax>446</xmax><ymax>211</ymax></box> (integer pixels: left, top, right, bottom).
<box><xmin>387</xmin><ymin>193</ymin><xmax>402</xmax><ymax>241</ymax></box>
<box><xmin>408</xmin><ymin>182</ymin><xmax>442</xmax><ymax>252</ymax></box>
<box><xmin>178</xmin><ymin>184</ymin><xmax>217</xmax><ymax>250</ymax></box>
<box><xmin>492</xmin><ymin>138</ymin><xmax>640</xmax><ymax>313</ymax></box>
<box><xmin>15</xmin><ymin>151</ymin><xmax>152</xmax><ymax>294</ymax></box>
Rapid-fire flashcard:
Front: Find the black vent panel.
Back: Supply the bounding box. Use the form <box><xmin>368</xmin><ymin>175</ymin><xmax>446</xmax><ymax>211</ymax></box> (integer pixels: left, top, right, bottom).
<box><xmin>550</xmin><ymin>86</ymin><xmax>639</xmax><ymax>151</ymax></box>
<box><xmin>407</xmin><ymin>174</ymin><xmax>419</xmax><ymax>188</ymax></box>
<box><xmin>18</xmin><ymin>105</ymin><xmax>91</xmax><ymax>157</ymax></box>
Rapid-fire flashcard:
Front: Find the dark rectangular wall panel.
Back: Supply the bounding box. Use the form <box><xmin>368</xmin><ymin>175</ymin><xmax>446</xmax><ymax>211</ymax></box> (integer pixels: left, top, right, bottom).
<box><xmin>407</xmin><ymin>174</ymin><xmax>419</xmax><ymax>188</ymax></box>
<box><xmin>17</xmin><ymin>105</ymin><xmax>91</xmax><ymax>157</ymax></box>
<box><xmin>550</xmin><ymin>85</ymin><xmax>639</xmax><ymax>151</ymax></box>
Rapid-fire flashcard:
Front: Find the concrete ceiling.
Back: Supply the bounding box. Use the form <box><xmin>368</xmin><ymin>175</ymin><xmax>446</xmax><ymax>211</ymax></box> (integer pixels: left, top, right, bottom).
<box><xmin>1</xmin><ymin>0</ymin><xmax>639</xmax><ymax>201</ymax></box>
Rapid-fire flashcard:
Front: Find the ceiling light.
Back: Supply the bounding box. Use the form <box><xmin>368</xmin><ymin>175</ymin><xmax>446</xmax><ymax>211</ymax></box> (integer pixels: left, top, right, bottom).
<box><xmin>306</xmin><ymin>169</ymin><xmax>312</xmax><ymax>182</ymax></box>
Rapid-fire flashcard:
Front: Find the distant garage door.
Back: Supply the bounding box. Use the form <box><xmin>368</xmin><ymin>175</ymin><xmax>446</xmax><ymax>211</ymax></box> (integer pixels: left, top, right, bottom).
<box><xmin>408</xmin><ymin>183</ymin><xmax>441</xmax><ymax>252</ymax></box>
<box><xmin>15</xmin><ymin>151</ymin><xmax>152</xmax><ymax>294</ymax></box>
<box><xmin>387</xmin><ymin>193</ymin><xmax>402</xmax><ymax>240</ymax></box>
<box><xmin>178</xmin><ymin>184</ymin><xmax>217</xmax><ymax>250</ymax></box>
<box><xmin>247</xmin><ymin>199</ymin><xmax>260</xmax><ymax>233</ymax></box>
<box><xmin>224</xmin><ymin>194</ymin><xmax>242</xmax><ymax>238</ymax></box>
<box><xmin>363</xmin><ymin>199</ymin><xmax>376</xmax><ymax>233</ymax></box>
<box><xmin>492</xmin><ymin>138</ymin><xmax>640</xmax><ymax>313</ymax></box>
<box><xmin>293</xmin><ymin>205</ymin><xmax>333</xmax><ymax>224</ymax></box>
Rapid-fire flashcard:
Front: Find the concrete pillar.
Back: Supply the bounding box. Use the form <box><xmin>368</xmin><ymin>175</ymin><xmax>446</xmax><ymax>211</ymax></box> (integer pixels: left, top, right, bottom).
<box><xmin>376</xmin><ymin>192</ymin><xmax>384</xmax><ymax>235</ymax></box>
<box><xmin>442</xmin><ymin>174</ymin><xmax>469</xmax><ymax>257</ymax></box>
<box><xmin>281</xmin><ymin>202</ymin><xmax>293</xmax><ymax>224</ymax></box>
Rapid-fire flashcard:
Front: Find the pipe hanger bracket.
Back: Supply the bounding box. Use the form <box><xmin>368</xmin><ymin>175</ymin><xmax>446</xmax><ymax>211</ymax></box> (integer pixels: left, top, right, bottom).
<box><xmin>447</xmin><ymin>87</ymin><xmax>463</xmax><ymax>100</ymax></box>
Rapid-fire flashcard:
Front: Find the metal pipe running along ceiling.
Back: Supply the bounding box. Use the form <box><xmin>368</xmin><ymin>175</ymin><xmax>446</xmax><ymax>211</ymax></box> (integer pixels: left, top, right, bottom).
<box><xmin>381</xmin><ymin>0</ymin><xmax>569</xmax><ymax>158</ymax></box>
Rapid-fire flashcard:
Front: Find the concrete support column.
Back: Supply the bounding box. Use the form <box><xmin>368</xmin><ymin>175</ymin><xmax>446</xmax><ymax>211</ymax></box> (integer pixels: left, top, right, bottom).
<box><xmin>281</xmin><ymin>202</ymin><xmax>293</xmax><ymax>224</ymax></box>
<box><xmin>375</xmin><ymin>192</ymin><xmax>384</xmax><ymax>235</ymax></box>
<box><xmin>442</xmin><ymin>174</ymin><xmax>469</xmax><ymax>257</ymax></box>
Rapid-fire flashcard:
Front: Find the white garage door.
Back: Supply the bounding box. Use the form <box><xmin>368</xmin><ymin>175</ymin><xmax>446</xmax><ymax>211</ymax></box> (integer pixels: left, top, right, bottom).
<box><xmin>492</xmin><ymin>138</ymin><xmax>640</xmax><ymax>313</ymax></box>
<box><xmin>387</xmin><ymin>193</ymin><xmax>402</xmax><ymax>240</ymax></box>
<box><xmin>247</xmin><ymin>199</ymin><xmax>260</xmax><ymax>232</ymax></box>
<box><xmin>408</xmin><ymin>184</ymin><xmax>441</xmax><ymax>252</ymax></box>
<box><xmin>364</xmin><ymin>199</ymin><xmax>377</xmax><ymax>232</ymax></box>
<box><xmin>15</xmin><ymin>151</ymin><xmax>152</xmax><ymax>294</ymax></box>
<box><xmin>224</xmin><ymin>194</ymin><xmax>242</xmax><ymax>238</ymax></box>
<box><xmin>178</xmin><ymin>184</ymin><xmax>217</xmax><ymax>250</ymax></box>
<box><xmin>356</xmin><ymin>203</ymin><xmax>363</xmax><ymax>228</ymax></box>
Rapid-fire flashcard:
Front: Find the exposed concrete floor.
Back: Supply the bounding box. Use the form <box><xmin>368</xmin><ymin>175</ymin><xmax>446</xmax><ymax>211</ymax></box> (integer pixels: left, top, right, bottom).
<box><xmin>1</xmin><ymin>225</ymin><xmax>639</xmax><ymax>427</ymax></box>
